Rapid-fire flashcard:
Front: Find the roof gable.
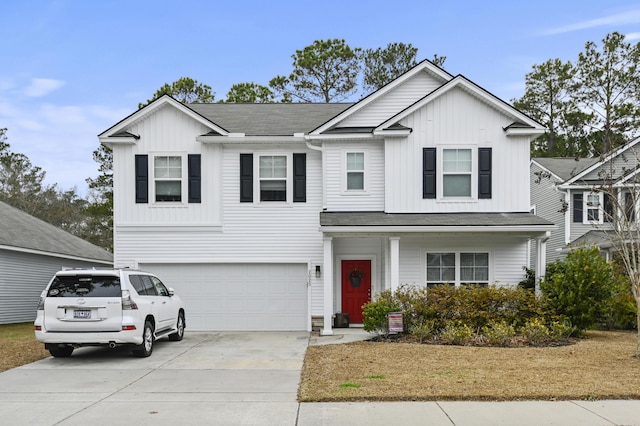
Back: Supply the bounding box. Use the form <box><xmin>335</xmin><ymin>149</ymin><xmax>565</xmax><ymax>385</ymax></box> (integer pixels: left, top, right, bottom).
<box><xmin>98</xmin><ymin>95</ymin><xmax>229</xmax><ymax>142</ymax></box>
<box><xmin>0</xmin><ymin>201</ymin><xmax>112</xmax><ymax>263</ymax></box>
<box><xmin>564</xmin><ymin>136</ymin><xmax>640</xmax><ymax>185</ymax></box>
<box><xmin>309</xmin><ymin>60</ymin><xmax>452</xmax><ymax>136</ymax></box>
<box><xmin>375</xmin><ymin>75</ymin><xmax>545</xmax><ymax>135</ymax></box>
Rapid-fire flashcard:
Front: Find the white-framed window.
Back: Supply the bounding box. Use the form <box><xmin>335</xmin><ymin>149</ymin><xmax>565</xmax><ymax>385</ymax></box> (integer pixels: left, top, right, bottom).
<box><xmin>440</xmin><ymin>147</ymin><xmax>474</xmax><ymax>198</ymax></box>
<box><xmin>153</xmin><ymin>154</ymin><xmax>184</xmax><ymax>202</ymax></box>
<box><xmin>584</xmin><ymin>192</ymin><xmax>603</xmax><ymax>224</ymax></box>
<box><xmin>426</xmin><ymin>251</ymin><xmax>490</xmax><ymax>287</ymax></box>
<box><xmin>259</xmin><ymin>155</ymin><xmax>287</xmax><ymax>202</ymax></box>
<box><xmin>346</xmin><ymin>152</ymin><xmax>365</xmax><ymax>191</ymax></box>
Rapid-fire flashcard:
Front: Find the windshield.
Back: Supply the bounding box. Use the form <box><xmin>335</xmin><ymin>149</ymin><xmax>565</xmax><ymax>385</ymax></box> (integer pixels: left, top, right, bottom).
<box><xmin>47</xmin><ymin>275</ymin><xmax>121</xmax><ymax>297</ymax></box>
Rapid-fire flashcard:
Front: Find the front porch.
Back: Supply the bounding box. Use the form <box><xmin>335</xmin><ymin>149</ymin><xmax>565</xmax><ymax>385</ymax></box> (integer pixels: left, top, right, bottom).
<box><xmin>317</xmin><ymin>212</ymin><xmax>554</xmax><ymax>336</ymax></box>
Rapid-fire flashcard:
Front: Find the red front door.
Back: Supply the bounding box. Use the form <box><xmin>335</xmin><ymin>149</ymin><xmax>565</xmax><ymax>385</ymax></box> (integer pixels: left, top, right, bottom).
<box><xmin>341</xmin><ymin>259</ymin><xmax>371</xmax><ymax>323</ymax></box>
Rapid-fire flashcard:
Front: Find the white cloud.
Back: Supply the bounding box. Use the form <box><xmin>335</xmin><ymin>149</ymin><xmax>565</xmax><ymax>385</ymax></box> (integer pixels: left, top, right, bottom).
<box><xmin>626</xmin><ymin>32</ymin><xmax>640</xmax><ymax>41</ymax></box>
<box><xmin>24</xmin><ymin>78</ymin><xmax>66</xmax><ymax>97</ymax></box>
<box><xmin>541</xmin><ymin>8</ymin><xmax>640</xmax><ymax>35</ymax></box>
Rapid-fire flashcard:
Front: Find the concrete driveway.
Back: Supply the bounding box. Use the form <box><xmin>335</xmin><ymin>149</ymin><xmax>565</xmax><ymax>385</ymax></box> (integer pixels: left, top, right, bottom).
<box><xmin>1</xmin><ymin>331</ymin><xmax>639</xmax><ymax>425</ymax></box>
<box><xmin>0</xmin><ymin>332</ymin><xmax>309</xmax><ymax>425</ymax></box>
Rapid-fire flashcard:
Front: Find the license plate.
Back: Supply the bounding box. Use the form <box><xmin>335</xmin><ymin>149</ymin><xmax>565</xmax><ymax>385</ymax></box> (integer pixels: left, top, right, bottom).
<box><xmin>74</xmin><ymin>309</ymin><xmax>91</xmax><ymax>319</ymax></box>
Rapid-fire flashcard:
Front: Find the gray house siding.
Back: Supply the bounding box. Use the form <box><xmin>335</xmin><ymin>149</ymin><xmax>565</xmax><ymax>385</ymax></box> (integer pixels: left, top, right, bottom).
<box><xmin>0</xmin><ymin>250</ymin><xmax>110</xmax><ymax>324</ymax></box>
<box><xmin>530</xmin><ymin>162</ymin><xmax>565</xmax><ymax>268</ymax></box>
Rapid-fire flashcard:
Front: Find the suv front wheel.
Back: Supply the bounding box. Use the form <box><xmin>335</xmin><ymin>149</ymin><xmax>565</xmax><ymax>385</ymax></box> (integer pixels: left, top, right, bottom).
<box><xmin>132</xmin><ymin>321</ymin><xmax>154</xmax><ymax>357</ymax></box>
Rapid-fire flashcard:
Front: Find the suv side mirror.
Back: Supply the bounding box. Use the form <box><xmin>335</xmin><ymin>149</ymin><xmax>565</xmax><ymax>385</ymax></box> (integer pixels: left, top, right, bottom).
<box><xmin>168</xmin><ymin>288</ymin><xmax>175</xmax><ymax>297</ymax></box>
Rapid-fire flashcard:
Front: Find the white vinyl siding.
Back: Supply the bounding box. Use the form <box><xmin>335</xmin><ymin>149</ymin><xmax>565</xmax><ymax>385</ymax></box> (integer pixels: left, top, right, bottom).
<box><xmin>384</xmin><ymin>87</ymin><xmax>531</xmax><ymax>213</ymax></box>
<box><xmin>324</xmin><ymin>143</ymin><xmax>384</xmax><ymax>211</ymax></box>
<box><xmin>340</xmin><ymin>72</ymin><xmax>446</xmax><ymax>127</ymax></box>
<box><xmin>112</xmin><ymin>105</ymin><xmax>221</xmax><ymax>225</ymax></box>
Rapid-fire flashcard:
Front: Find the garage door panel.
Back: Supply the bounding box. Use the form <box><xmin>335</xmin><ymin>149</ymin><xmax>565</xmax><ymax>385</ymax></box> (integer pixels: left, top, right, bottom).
<box><xmin>140</xmin><ymin>263</ymin><xmax>307</xmax><ymax>331</ymax></box>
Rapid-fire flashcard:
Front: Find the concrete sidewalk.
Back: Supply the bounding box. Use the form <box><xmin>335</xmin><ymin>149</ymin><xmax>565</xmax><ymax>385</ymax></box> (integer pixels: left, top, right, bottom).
<box><xmin>0</xmin><ymin>330</ymin><xmax>637</xmax><ymax>425</ymax></box>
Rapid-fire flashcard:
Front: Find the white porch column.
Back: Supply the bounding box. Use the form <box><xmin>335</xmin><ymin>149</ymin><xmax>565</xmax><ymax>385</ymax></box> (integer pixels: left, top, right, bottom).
<box><xmin>321</xmin><ymin>236</ymin><xmax>334</xmax><ymax>336</ymax></box>
<box><xmin>389</xmin><ymin>237</ymin><xmax>400</xmax><ymax>292</ymax></box>
<box><xmin>535</xmin><ymin>232</ymin><xmax>550</xmax><ymax>294</ymax></box>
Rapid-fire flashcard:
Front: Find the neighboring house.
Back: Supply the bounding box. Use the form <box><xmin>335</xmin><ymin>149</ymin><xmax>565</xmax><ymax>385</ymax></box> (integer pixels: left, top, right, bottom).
<box><xmin>531</xmin><ymin>136</ymin><xmax>640</xmax><ymax>267</ymax></box>
<box><xmin>0</xmin><ymin>201</ymin><xmax>113</xmax><ymax>324</ymax></box>
<box><xmin>99</xmin><ymin>60</ymin><xmax>553</xmax><ymax>335</ymax></box>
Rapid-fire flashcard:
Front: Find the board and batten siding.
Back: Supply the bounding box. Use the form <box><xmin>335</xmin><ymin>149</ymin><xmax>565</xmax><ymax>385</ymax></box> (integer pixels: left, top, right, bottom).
<box><xmin>339</xmin><ymin>71</ymin><xmax>446</xmax><ymax>127</ymax></box>
<box><xmin>398</xmin><ymin>235</ymin><xmax>529</xmax><ymax>287</ymax></box>
<box><xmin>529</xmin><ymin>162</ymin><xmax>565</xmax><ymax>266</ymax></box>
<box><xmin>113</xmin><ymin>104</ymin><xmax>222</xmax><ymax>226</ymax></box>
<box><xmin>384</xmin><ymin>87</ymin><xmax>532</xmax><ymax>213</ymax></box>
<box><xmin>323</xmin><ymin>142</ymin><xmax>385</xmax><ymax>211</ymax></box>
<box><xmin>0</xmin><ymin>250</ymin><xmax>109</xmax><ymax>324</ymax></box>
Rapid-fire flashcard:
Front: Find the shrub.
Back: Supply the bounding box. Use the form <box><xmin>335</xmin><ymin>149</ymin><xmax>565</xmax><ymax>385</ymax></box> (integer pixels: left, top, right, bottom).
<box><xmin>410</xmin><ymin>319</ymin><xmax>436</xmax><ymax>343</ymax></box>
<box><xmin>440</xmin><ymin>321</ymin><xmax>474</xmax><ymax>345</ymax></box>
<box><xmin>481</xmin><ymin>320</ymin><xmax>516</xmax><ymax>346</ymax></box>
<box><xmin>362</xmin><ymin>290</ymin><xmax>400</xmax><ymax>335</ymax></box>
<box><xmin>520</xmin><ymin>318</ymin><xmax>550</xmax><ymax>345</ymax></box>
<box><xmin>601</xmin><ymin>260</ymin><xmax>638</xmax><ymax>330</ymax></box>
<box><xmin>540</xmin><ymin>245</ymin><xmax>615</xmax><ymax>331</ymax></box>
<box><xmin>548</xmin><ymin>320</ymin><xmax>575</xmax><ymax>339</ymax></box>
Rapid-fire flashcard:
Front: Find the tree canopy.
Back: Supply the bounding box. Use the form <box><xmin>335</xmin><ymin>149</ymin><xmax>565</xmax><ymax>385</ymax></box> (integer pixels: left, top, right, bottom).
<box><xmin>515</xmin><ymin>32</ymin><xmax>640</xmax><ymax>157</ymax></box>
<box><xmin>270</xmin><ymin>39</ymin><xmax>362</xmax><ymax>103</ymax></box>
<box><xmin>221</xmin><ymin>82</ymin><xmax>277</xmax><ymax>103</ymax></box>
<box><xmin>362</xmin><ymin>42</ymin><xmax>419</xmax><ymax>93</ymax></box>
<box><xmin>139</xmin><ymin>77</ymin><xmax>215</xmax><ymax>108</ymax></box>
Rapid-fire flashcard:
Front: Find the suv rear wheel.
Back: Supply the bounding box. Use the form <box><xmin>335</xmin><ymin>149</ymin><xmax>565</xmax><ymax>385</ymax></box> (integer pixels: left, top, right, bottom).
<box><xmin>49</xmin><ymin>346</ymin><xmax>74</xmax><ymax>358</ymax></box>
<box><xmin>168</xmin><ymin>312</ymin><xmax>185</xmax><ymax>341</ymax></box>
<box><xmin>132</xmin><ymin>321</ymin><xmax>154</xmax><ymax>357</ymax></box>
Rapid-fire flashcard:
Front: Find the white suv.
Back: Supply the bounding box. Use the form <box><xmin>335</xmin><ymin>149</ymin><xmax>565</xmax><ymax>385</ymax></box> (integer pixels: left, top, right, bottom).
<box><xmin>34</xmin><ymin>268</ymin><xmax>185</xmax><ymax>358</ymax></box>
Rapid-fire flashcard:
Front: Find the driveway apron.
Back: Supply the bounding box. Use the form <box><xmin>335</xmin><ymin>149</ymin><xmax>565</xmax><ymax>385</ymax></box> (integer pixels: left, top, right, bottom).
<box><xmin>0</xmin><ymin>331</ymin><xmax>309</xmax><ymax>425</ymax></box>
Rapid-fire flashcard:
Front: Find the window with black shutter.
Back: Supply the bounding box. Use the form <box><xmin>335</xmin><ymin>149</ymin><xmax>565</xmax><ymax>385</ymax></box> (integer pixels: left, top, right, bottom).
<box><xmin>423</xmin><ymin>148</ymin><xmax>436</xmax><ymax>199</ymax></box>
<box><xmin>573</xmin><ymin>192</ymin><xmax>583</xmax><ymax>223</ymax></box>
<box><xmin>293</xmin><ymin>153</ymin><xmax>306</xmax><ymax>202</ymax></box>
<box><xmin>135</xmin><ymin>155</ymin><xmax>148</xmax><ymax>203</ymax></box>
<box><xmin>478</xmin><ymin>148</ymin><xmax>492</xmax><ymax>199</ymax></box>
<box><xmin>240</xmin><ymin>154</ymin><xmax>253</xmax><ymax>202</ymax></box>
<box><xmin>188</xmin><ymin>154</ymin><xmax>201</xmax><ymax>203</ymax></box>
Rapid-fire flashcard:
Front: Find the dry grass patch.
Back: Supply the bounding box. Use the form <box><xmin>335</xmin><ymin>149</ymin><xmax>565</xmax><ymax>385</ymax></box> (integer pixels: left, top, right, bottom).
<box><xmin>0</xmin><ymin>323</ymin><xmax>49</xmax><ymax>373</ymax></box>
<box><xmin>299</xmin><ymin>330</ymin><xmax>640</xmax><ymax>402</ymax></box>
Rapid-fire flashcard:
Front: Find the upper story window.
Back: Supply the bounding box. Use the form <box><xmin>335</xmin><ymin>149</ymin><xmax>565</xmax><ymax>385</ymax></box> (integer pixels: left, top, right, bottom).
<box><xmin>585</xmin><ymin>193</ymin><xmax>601</xmax><ymax>222</ymax></box>
<box><xmin>240</xmin><ymin>153</ymin><xmax>306</xmax><ymax>204</ymax></box>
<box><xmin>423</xmin><ymin>147</ymin><xmax>491</xmax><ymax>200</ymax></box>
<box><xmin>154</xmin><ymin>155</ymin><xmax>182</xmax><ymax>202</ymax></box>
<box><xmin>442</xmin><ymin>149</ymin><xmax>472</xmax><ymax>197</ymax></box>
<box><xmin>134</xmin><ymin>154</ymin><xmax>201</xmax><ymax>205</ymax></box>
<box><xmin>259</xmin><ymin>155</ymin><xmax>287</xmax><ymax>201</ymax></box>
<box><xmin>346</xmin><ymin>152</ymin><xmax>365</xmax><ymax>191</ymax></box>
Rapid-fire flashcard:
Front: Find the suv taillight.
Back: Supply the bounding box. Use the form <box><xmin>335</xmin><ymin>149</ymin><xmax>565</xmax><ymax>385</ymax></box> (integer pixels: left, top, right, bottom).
<box><xmin>121</xmin><ymin>290</ymin><xmax>138</xmax><ymax>310</ymax></box>
<box><xmin>37</xmin><ymin>295</ymin><xmax>44</xmax><ymax>310</ymax></box>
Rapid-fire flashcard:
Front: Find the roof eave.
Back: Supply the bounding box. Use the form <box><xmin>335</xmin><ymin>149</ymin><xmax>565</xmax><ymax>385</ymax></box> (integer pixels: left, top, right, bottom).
<box><xmin>319</xmin><ymin>225</ymin><xmax>556</xmax><ymax>233</ymax></box>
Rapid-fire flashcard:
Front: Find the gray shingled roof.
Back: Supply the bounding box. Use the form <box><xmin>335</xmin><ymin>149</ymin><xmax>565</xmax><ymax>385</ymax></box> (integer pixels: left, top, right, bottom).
<box><xmin>533</xmin><ymin>157</ymin><xmax>599</xmax><ymax>182</ymax></box>
<box><xmin>0</xmin><ymin>201</ymin><xmax>113</xmax><ymax>262</ymax></box>
<box><xmin>320</xmin><ymin>212</ymin><xmax>554</xmax><ymax>227</ymax></box>
<box><xmin>187</xmin><ymin>103</ymin><xmax>354</xmax><ymax>136</ymax></box>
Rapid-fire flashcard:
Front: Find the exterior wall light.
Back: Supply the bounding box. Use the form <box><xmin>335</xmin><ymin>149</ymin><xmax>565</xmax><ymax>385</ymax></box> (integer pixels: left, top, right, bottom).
<box><xmin>315</xmin><ymin>265</ymin><xmax>321</xmax><ymax>278</ymax></box>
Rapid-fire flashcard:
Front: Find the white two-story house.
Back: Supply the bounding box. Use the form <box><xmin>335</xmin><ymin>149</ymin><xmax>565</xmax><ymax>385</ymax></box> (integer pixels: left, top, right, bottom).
<box><xmin>99</xmin><ymin>61</ymin><xmax>553</xmax><ymax>335</ymax></box>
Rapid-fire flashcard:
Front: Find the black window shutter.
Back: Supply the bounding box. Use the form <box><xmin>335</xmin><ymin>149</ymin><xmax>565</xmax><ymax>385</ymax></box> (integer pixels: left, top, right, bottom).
<box><xmin>603</xmin><ymin>193</ymin><xmax>613</xmax><ymax>222</ymax></box>
<box><xmin>240</xmin><ymin>154</ymin><xmax>253</xmax><ymax>203</ymax></box>
<box><xmin>478</xmin><ymin>148</ymin><xmax>492</xmax><ymax>199</ymax></box>
<box><xmin>135</xmin><ymin>155</ymin><xmax>148</xmax><ymax>204</ymax></box>
<box><xmin>293</xmin><ymin>153</ymin><xmax>306</xmax><ymax>203</ymax></box>
<box><xmin>188</xmin><ymin>154</ymin><xmax>201</xmax><ymax>203</ymax></box>
<box><xmin>573</xmin><ymin>193</ymin><xmax>583</xmax><ymax>223</ymax></box>
<box><xmin>423</xmin><ymin>148</ymin><xmax>436</xmax><ymax>199</ymax></box>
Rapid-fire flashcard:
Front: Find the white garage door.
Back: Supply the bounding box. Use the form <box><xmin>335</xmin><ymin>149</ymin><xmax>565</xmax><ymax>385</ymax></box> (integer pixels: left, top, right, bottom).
<box><xmin>139</xmin><ymin>263</ymin><xmax>308</xmax><ymax>331</ymax></box>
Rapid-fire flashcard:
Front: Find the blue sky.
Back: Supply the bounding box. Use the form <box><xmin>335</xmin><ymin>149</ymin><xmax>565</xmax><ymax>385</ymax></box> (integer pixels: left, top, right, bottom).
<box><xmin>1</xmin><ymin>0</ymin><xmax>640</xmax><ymax>194</ymax></box>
